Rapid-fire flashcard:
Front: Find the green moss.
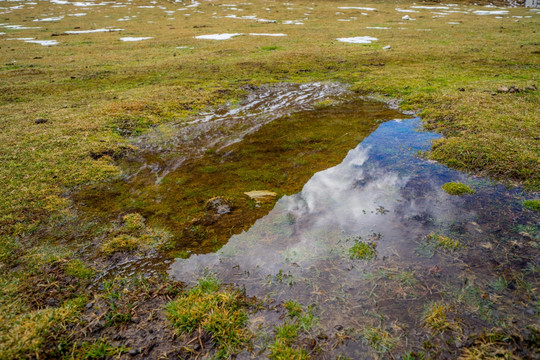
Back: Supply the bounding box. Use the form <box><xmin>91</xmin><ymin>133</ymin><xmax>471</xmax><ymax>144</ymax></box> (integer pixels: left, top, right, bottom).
<box><xmin>523</xmin><ymin>200</ymin><xmax>540</xmax><ymax>212</ymax></box>
<box><xmin>441</xmin><ymin>182</ymin><xmax>475</xmax><ymax>196</ymax></box>
<box><xmin>64</xmin><ymin>259</ymin><xmax>95</xmax><ymax>280</ymax></box>
<box><xmin>100</xmin><ymin>234</ymin><xmax>138</xmax><ymax>255</ymax></box>
<box><xmin>349</xmin><ymin>238</ymin><xmax>377</xmax><ymax>260</ymax></box>
<box><xmin>122</xmin><ymin>213</ymin><xmax>145</xmax><ymax>232</ymax></box>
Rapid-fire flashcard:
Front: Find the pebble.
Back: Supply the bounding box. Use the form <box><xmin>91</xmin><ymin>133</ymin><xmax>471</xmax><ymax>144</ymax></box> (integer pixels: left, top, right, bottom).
<box><xmin>35</xmin><ymin>118</ymin><xmax>48</xmax><ymax>124</ymax></box>
<box><xmin>129</xmin><ymin>348</ymin><xmax>140</xmax><ymax>356</ymax></box>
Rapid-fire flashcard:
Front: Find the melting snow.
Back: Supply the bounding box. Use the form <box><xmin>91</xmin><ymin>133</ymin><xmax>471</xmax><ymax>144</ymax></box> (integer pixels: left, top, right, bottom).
<box><xmin>338</xmin><ymin>6</ymin><xmax>377</xmax><ymax>11</ymax></box>
<box><xmin>120</xmin><ymin>36</ymin><xmax>152</xmax><ymax>41</ymax></box>
<box><xmin>33</xmin><ymin>16</ymin><xmax>64</xmax><ymax>22</ymax></box>
<box><xmin>25</xmin><ymin>39</ymin><xmax>59</xmax><ymax>45</ymax></box>
<box><xmin>336</xmin><ymin>36</ymin><xmax>378</xmax><ymax>44</ymax></box>
<box><xmin>249</xmin><ymin>33</ymin><xmax>286</xmax><ymax>36</ymax></box>
<box><xmin>473</xmin><ymin>10</ymin><xmax>509</xmax><ymax>15</ymax></box>
<box><xmin>65</xmin><ymin>28</ymin><xmax>123</xmax><ymax>34</ymax></box>
<box><xmin>195</xmin><ymin>33</ymin><xmax>243</xmax><ymax>40</ymax></box>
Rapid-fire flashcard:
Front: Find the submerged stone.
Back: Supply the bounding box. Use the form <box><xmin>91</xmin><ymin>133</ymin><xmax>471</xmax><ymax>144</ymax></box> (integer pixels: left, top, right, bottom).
<box><xmin>244</xmin><ymin>190</ymin><xmax>277</xmax><ymax>202</ymax></box>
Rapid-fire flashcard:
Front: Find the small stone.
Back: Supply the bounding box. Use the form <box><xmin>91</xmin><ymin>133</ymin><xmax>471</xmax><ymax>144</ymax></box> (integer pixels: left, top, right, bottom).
<box><xmin>458</xmin><ymin>87</ymin><xmax>465</xmax><ymax>92</ymax></box>
<box><xmin>497</xmin><ymin>86</ymin><xmax>509</xmax><ymax>93</ymax></box>
<box><xmin>509</xmin><ymin>85</ymin><xmax>520</xmax><ymax>93</ymax></box>
<box><xmin>244</xmin><ymin>190</ymin><xmax>277</xmax><ymax>202</ymax></box>
<box><xmin>382</xmin><ymin>45</ymin><xmax>391</xmax><ymax>50</ymax></box>
<box><xmin>131</xmin><ymin>316</ymin><xmax>140</xmax><ymax>324</ymax></box>
<box><xmin>129</xmin><ymin>348</ymin><xmax>140</xmax><ymax>356</ymax></box>
<box><xmin>525</xmin><ymin>85</ymin><xmax>537</xmax><ymax>91</ymax></box>
<box><xmin>35</xmin><ymin>118</ymin><xmax>48</xmax><ymax>124</ymax></box>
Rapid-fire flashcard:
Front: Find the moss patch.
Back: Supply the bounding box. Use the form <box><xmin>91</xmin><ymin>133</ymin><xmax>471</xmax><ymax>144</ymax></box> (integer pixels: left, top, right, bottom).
<box><xmin>442</xmin><ymin>182</ymin><xmax>475</xmax><ymax>196</ymax></box>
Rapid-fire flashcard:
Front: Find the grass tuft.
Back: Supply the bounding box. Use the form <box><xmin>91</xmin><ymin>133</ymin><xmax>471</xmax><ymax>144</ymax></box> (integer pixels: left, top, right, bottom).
<box><xmin>523</xmin><ymin>200</ymin><xmax>540</xmax><ymax>212</ymax></box>
<box><xmin>166</xmin><ymin>276</ymin><xmax>251</xmax><ymax>356</ymax></box>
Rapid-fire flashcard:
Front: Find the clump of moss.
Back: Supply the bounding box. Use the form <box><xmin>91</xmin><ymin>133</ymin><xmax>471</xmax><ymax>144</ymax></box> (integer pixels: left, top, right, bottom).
<box><xmin>442</xmin><ymin>182</ymin><xmax>475</xmax><ymax>195</ymax></box>
<box><xmin>349</xmin><ymin>237</ymin><xmax>377</xmax><ymax>260</ymax></box>
<box><xmin>166</xmin><ymin>276</ymin><xmax>251</xmax><ymax>356</ymax></box>
<box><xmin>122</xmin><ymin>213</ymin><xmax>145</xmax><ymax>232</ymax></box>
<box><xmin>64</xmin><ymin>259</ymin><xmax>95</xmax><ymax>279</ymax></box>
<box><xmin>100</xmin><ymin>213</ymin><xmax>174</xmax><ymax>255</ymax></box>
<box><xmin>431</xmin><ymin>234</ymin><xmax>461</xmax><ymax>251</ymax></box>
<box><xmin>523</xmin><ymin>200</ymin><xmax>540</xmax><ymax>212</ymax></box>
<box><xmin>100</xmin><ymin>234</ymin><xmax>138</xmax><ymax>255</ymax></box>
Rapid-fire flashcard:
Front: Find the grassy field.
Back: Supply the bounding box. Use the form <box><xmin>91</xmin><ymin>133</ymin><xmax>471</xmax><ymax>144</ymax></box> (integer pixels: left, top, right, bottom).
<box><xmin>0</xmin><ymin>0</ymin><xmax>538</xmax><ymax>358</ymax></box>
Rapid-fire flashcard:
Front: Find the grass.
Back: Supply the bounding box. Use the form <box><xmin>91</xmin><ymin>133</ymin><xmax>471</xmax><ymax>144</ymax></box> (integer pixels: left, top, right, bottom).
<box><xmin>442</xmin><ymin>182</ymin><xmax>475</xmax><ymax>196</ymax></box>
<box><xmin>362</xmin><ymin>325</ymin><xmax>398</xmax><ymax>355</ymax></box>
<box><xmin>523</xmin><ymin>200</ymin><xmax>540</xmax><ymax>212</ymax></box>
<box><xmin>268</xmin><ymin>301</ymin><xmax>316</xmax><ymax>360</ymax></box>
<box><xmin>416</xmin><ymin>232</ymin><xmax>461</xmax><ymax>257</ymax></box>
<box><xmin>166</xmin><ymin>276</ymin><xmax>252</xmax><ymax>356</ymax></box>
<box><xmin>0</xmin><ymin>0</ymin><xmax>538</xmax><ymax>357</ymax></box>
<box><xmin>422</xmin><ymin>302</ymin><xmax>453</xmax><ymax>333</ymax></box>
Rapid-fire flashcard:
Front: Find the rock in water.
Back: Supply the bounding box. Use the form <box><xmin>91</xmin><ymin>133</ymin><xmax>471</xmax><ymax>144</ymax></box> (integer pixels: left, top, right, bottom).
<box><xmin>244</xmin><ymin>190</ymin><xmax>277</xmax><ymax>202</ymax></box>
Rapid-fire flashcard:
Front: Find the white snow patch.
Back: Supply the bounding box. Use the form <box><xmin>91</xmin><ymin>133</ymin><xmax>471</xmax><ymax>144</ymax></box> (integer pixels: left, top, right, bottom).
<box><xmin>195</xmin><ymin>33</ymin><xmax>243</xmax><ymax>40</ymax></box>
<box><xmin>249</xmin><ymin>33</ymin><xmax>286</xmax><ymax>36</ymax></box>
<box><xmin>25</xmin><ymin>39</ymin><xmax>59</xmax><ymax>45</ymax></box>
<box><xmin>65</xmin><ymin>28</ymin><xmax>123</xmax><ymax>34</ymax></box>
<box><xmin>120</xmin><ymin>36</ymin><xmax>152</xmax><ymax>41</ymax></box>
<box><xmin>338</xmin><ymin>6</ymin><xmax>377</xmax><ymax>11</ymax></box>
<box><xmin>282</xmin><ymin>20</ymin><xmax>303</xmax><ymax>24</ymax></box>
<box><xmin>33</xmin><ymin>16</ymin><xmax>63</xmax><ymax>22</ymax></box>
<box><xmin>411</xmin><ymin>5</ymin><xmax>450</xmax><ymax>9</ymax></box>
<box><xmin>473</xmin><ymin>10</ymin><xmax>508</xmax><ymax>15</ymax></box>
<box><xmin>395</xmin><ymin>8</ymin><xmax>418</xmax><ymax>13</ymax></box>
<box><xmin>336</xmin><ymin>36</ymin><xmax>378</xmax><ymax>44</ymax></box>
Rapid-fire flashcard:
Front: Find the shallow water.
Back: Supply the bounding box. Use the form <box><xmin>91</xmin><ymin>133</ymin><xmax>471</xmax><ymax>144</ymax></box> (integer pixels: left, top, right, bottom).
<box><xmin>167</xmin><ymin>117</ymin><xmax>539</xmax><ymax>356</ymax></box>
<box><xmin>73</xmin><ymin>84</ymin><xmax>539</xmax><ymax>357</ymax></box>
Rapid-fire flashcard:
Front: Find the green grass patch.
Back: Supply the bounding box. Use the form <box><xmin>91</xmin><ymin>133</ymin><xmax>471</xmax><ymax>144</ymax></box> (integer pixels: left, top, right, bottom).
<box><xmin>523</xmin><ymin>200</ymin><xmax>540</xmax><ymax>212</ymax></box>
<box><xmin>166</xmin><ymin>276</ymin><xmax>251</xmax><ymax>357</ymax></box>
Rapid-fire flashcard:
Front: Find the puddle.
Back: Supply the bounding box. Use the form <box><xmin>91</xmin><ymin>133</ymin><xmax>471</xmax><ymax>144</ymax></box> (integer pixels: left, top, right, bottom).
<box><xmin>167</xmin><ymin>117</ymin><xmax>539</xmax><ymax>356</ymax></box>
<box><xmin>72</xmin><ymin>82</ymin><xmax>538</xmax><ymax>356</ymax></box>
